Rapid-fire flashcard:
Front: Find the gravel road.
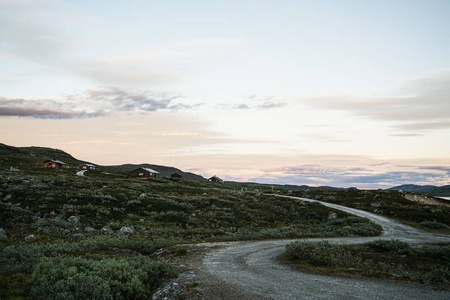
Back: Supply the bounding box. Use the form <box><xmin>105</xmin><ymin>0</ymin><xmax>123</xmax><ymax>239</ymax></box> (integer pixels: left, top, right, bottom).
<box><xmin>202</xmin><ymin>195</ymin><xmax>450</xmax><ymax>300</ymax></box>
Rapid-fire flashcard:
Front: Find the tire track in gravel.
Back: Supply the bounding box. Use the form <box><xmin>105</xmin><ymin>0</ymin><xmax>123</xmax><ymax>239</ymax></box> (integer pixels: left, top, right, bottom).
<box><xmin>203</xmin><ymin>195</ymin><xmax>450</xmax><ymax>300</ymax></box>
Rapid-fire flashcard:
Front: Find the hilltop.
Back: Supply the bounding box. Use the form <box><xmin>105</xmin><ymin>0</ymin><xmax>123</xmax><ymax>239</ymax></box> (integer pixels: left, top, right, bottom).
<box><xmin>388</xmin><ymin>184</ymin><xmax>450</xmax><ymax>197</ymax></box>
<box><xmin>0</xmin><ymin>143</ymin><xmax>205</xmax><ymax>180</ymax></box>
<box><xmin>107</xmin><ymin>163</ymin><xmax>205</xmax><ymax>181</ymax></box>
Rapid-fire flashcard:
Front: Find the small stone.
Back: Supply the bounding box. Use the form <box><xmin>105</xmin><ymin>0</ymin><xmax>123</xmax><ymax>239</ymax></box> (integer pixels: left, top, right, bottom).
<box><xmin>371</xmin><ymin>202</ymin><xmax>381</xmax><ymax>207</ymax></box>
<box><xmin>327</xmin><ymin>212</ymin><xmax>337</xmax><ymax>220</ymax></box>
<box><xmin>70</xmin><ymin>233</ymin><xmax>86</xmax><ymax>241</ymax></box>
<box><xmin>0</xmin><ymin>228</ymin><xmax>7</xmax><ymax>240</ymax></box>
<box><xmin>119</xmin><ymin>226</ymin><xmax>134</xmax><ymax>235</ymax></box>
<box><xmin>101</xmin><ymin>226</ymin><xmax>113</xmax><ymax>235</ymax></box>
<box><xmin>84</xmin><ymin>226</ymin><xmax>96</xmax><ymax>233</ymax></box>
<box><xmin>67</xmin><ymin>215</ymin><xmax>80</xmax><ymax>224</ymax></box>
<box><xmin>25</xmin><ymin>235</ymin><xmax>38</xmax><ymax>242</ymax></box>
<box><xmin>2</xmin><ymin>194</ymin><xmax>12</xmax><ymax>202</ymax></box>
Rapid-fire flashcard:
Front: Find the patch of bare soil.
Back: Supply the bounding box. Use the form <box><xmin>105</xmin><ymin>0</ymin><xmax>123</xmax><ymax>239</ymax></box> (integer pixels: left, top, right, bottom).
<box><xmin>152</xmin><ymin>242</ymin><xmax>258</xmax><ymax>300</ymax></box>
<box><xmin>403</xmin><ymin>192</ymin><xmax>450</xmax><ymax>207</ymax></box>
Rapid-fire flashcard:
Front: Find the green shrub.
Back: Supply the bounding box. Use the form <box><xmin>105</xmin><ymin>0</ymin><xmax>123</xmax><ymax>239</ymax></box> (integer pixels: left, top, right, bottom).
<box><xmin>366</xmin><ymin>239</ymin><xmax>411</xmax><ymax>254</ymax></box>
<box><xmin>420</xmin><ymin>221</ymin><xmax>448</xmax><ymax>229</ymax></box>
<box><xmin>283</xmin><ymin>240</ymin><xmax>450</xmax><ymax>286</ymax></box>
<box><xmin>426</xmin><ymin>266</ymin><xmax>450</xmax><ymax>284</ymax></box>
<box><xmin>0</xmin><ymin>237</ymin><xmax>175</xmax><ymax>273</ymax></box>
<box><xmin>0</xmin><ymin>203</ymin><xmax>33</xmax><ymax>229</ymax></box>
<box><xmin>30</xmin><ymin>256</ymin><xmax>177</xmax><ymax>300</ymax></box>
<box><xmin>284</xmin><ymin>241</ymin><xmax>362</xmax><ymax>268</ymax></box>
<box><xmin>416</xmin><ymin>245</ymin><xmax>450</xmax><ymax>262</ymax></box>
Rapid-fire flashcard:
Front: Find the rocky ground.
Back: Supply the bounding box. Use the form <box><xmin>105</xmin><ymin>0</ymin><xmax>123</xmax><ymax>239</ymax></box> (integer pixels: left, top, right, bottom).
<box><xmin>403</xmin><ymin>193</ymin><xmax>450</xmax><ymax>207</ymax></box>
<box><xmin>152</xmin><ymin>242</ymin><xmax>257</xmax><ymax>300</ymax></box>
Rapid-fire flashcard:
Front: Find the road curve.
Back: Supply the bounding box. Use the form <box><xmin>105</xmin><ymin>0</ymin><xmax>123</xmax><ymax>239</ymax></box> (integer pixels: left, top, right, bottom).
<box><xmin>76</xmin><ymin>170</ymin><xmax>87</xmax><ymax>177</ymax></box>
<box><xmin>203</xmin><ymin>195</ymin><xmax>450</xmax><ymax>300</ymax></box>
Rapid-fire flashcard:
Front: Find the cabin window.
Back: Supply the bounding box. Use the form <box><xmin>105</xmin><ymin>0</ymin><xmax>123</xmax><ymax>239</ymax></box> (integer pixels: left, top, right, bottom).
<box><xmin>138</xmin><ymin>172</ymin><xmax>144</xmax><ymax>176</ymax></box>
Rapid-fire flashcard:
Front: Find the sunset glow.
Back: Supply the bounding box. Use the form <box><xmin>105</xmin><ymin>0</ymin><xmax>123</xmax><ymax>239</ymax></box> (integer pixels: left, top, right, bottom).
<box><xmin>1</xmin><ymin>0</ymin><xmax>449</xmax><ymax>188</ymax></box>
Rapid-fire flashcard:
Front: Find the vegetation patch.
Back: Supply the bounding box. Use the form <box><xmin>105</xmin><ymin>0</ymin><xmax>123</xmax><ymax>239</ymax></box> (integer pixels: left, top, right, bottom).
<box><xmin>281</xmin><ymin>240</ymin><xmax>450</xmax><ymax>287</ymax></box>
<box><xmin>289</xmin><ymin>188</ymin><xmax>450</xmax><ymax>234</ymax></box>
<box><xmin>0</xmin><ymin>237</ymin><xmax>176</xmax><ymax>299</ymax></box>
<box><xmin>30</xmin><ymin>256</ymin><xmax>176</xmax><ymax>300</ymax></box>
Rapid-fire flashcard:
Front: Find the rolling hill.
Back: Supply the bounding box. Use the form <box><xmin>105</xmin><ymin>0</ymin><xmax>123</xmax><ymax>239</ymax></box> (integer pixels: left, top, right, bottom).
<box><xmin>388</xmin><ymin>184</ymin><xmax>450</xmax><ymax>197</ymax></box>
<box><xmin>107</xmin><ymin>163</ymin><xmax>205</xmax><ymax>181</ymax></box>
<box><xmin>0</xmin><ymin>143</ymin><xmax>205</xmax><ymax>180</ymax></box>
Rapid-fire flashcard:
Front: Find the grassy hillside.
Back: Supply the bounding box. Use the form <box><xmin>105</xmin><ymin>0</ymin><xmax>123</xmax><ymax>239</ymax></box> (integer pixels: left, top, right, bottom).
<box><xmin>288</xmin><ymin>188</ymin><xmax>450</xmax><ymax>234</ymax></box>
<box><xmin>1</xmin><ymin>143</ymin><xmax>447</xmax><ymax>297</ymax></box>
<box><xmin>0</xmin><ymin>143</ymin><xmax>205</xmax><ymax>180</ymax></box>
<box><xmin>0</xmin><ymin>144</ymin><xmax>383</xmax><ymax>299</ymax></box>
<box><xmin>0</xmin><ymin>143</ymin><xmax>87</xmax><ymax>172</ymax></box>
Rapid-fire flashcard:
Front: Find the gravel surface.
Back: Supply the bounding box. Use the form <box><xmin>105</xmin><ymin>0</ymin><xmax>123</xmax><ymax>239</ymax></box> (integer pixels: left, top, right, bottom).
<box><xmin>154</xmin><ymin>195</ymin><xmax>450</xmax><ymax>299</ymax></box>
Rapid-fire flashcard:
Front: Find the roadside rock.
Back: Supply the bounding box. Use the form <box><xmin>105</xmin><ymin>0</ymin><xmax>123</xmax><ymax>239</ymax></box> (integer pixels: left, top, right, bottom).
<box><xmin>0</xmin><ymin>228</ymin><xmax>7</xmax><ymax>240</ymax></box>
<box><xmin>371</xmin><ymin>202</ymin><xmax>381</xmax><ymax>207</ymax></box>
<box><xmin>101</xmin><ymin>226</ymin><xmax>113</xmax><ymax>235</ymax></box>
<box><xmin>84</xmin><ymin>226</ymin><xmax>96</xmax><ymax>233</ymax></box>
<box><xmin>327</xmin><ymin>212</ymin><xmax>337</xmax><ymax>220</ymax></box>
<box><xmin>2</xmin><ymin>194</ymin><xmax>12</xmax><ymax>202</ymax></box>
<box><xmin>25</xmin><ymin>234</ymin><xmax>38</xmax><ymax>243</ymax></box>
<box><xmin>67</xmin><ymin>215</ymin><xmax>80</xmax><ymax>224</ymax></box>
<box><xmin>70</xmin><ymin>233</ymin><xmax>86</xmax><ymax>241</ymax></box>
<box><xmin>119</xmin><ymin>226</ymin><xmax>134</xmax><ymax>235</ymax></box>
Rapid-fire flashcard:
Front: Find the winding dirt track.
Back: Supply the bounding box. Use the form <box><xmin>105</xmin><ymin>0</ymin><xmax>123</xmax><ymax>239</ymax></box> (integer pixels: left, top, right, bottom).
<box><xmin>203</xmin><ymin>195</ymin><xmax>450</xmax><ymax>300</ymax></box>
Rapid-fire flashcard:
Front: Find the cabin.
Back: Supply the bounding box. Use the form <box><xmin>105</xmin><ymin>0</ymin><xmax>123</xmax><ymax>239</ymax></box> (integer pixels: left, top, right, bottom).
<box><xmin>43</xmin><ymin>159</ymin><xmax>67</xmax><ymax>168</ymax></box>
<box><xmin>170</xmin><ymin>172</ymin><xmax>183</xmax><ymax>179</ymax></box>
<box><xmin>77</xmin><ymin>163</ymin><xmax>96</xmax><ymax>170</ymax></box>
<box><xmin>208</xmin><ymin>175</ymin><xmax>224</xmax><ymax>183</ymax></box>
<box><xmin>130</xmin><ymin>167</ymin><xmax>159</xmax><ymax>178</ymax></box>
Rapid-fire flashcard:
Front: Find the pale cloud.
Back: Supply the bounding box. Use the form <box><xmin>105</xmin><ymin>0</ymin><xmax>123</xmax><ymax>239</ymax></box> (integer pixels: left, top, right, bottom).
<box><xmin>0</xmin><ymin>86</ymin><xmax>202</xmax><ymax>118</ymax></box>
<box><xmin>0</xmin><ymin>97</ymin><xmax>103</xmax><ymax>119</ymax></box>
<box><xmin>223</xmin><ymin>95</ymin><xmax>287</xmax><ymax>110</ymax></box>
<box><xmin>304</xmin><ymin>74</ymin><xmax>450</xmax><ymax>132</ymax></box>
<box><xmin>68</xmin><ymin>57</ymin><xmax>181</xmax><ymax>86</ymax></box>
<box><xmin>86</xmin><ymin>86</ymin><xmax>179</xmax><ymax>112</ymax></box>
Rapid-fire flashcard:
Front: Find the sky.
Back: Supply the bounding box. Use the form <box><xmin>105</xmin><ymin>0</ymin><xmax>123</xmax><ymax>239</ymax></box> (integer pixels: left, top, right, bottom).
<box><xmin>1</xmin><ymin>0</ymin><xmax>450</xmax><ymax>188</ymax></box>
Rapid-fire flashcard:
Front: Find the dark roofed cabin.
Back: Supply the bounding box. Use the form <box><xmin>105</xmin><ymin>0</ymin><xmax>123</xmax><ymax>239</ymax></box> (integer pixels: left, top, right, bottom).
<box><xmin>130</xmin><ymin>167</ymin><xmax>159</xmax><ymax>178</ymax></box>
<box><xmin>208</xmin><ymin>175</ymin><xmax>223</xmax><ymax>183</ymax></box>
<box><xmin>77</xmin><ymin>163</ymin><xmax>96</xmax><ymax>170</ymax></box>
<box><xmin>170</xmin><ymin>172</ymin><xmax>183</xmax><ymax>180</ymax></box>
<box><xmin>43</xmin><ymin>159</ymin><xmax>67</xmax><ymax>168</ymax></box>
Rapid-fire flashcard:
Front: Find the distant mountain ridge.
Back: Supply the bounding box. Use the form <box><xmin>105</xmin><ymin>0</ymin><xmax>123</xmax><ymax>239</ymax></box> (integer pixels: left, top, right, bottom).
<box><xmin>387</xmin><ymin>184</ymin><xmax>450</xmax><ymax>197</ymax></box>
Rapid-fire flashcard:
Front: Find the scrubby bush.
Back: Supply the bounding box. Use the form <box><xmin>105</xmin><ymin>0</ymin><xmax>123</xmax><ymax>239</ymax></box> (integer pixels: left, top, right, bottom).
<box><xmin>0</xmin><ymin>237</ymin><xmax>176</xmax><ymax>273</ymax></box>
<box><xmin>366</xmin><ymin>239</ymin><xmax>411</xmax><ymax>254</ymax></box>
<box><xmin>284</xmin><ymin>241</ymin><xmax>362</xmax><ymax>268</ymax></box>
<box><xmin>283</xmin><ymin>239</ymin><xmax>449</xmax><ymax>286</ymax></box>
<box><xmin>417</xmin><ymin>244</ymin><xmax>450</xmax><ymax>261</ymax></box>
<box><xmin>0</xmin><ymin>203</ymin><xmax>33</xmax><ymax>229</ymax></box>
<box><xmin>420</xmin><ymin>221</ymin><xmax>448</xmax><ymax>229</ymax></box>
<box><xmin>30</xmin><ymin>256</ymin><xmax>177</xmax><ymax>300</ymax></box>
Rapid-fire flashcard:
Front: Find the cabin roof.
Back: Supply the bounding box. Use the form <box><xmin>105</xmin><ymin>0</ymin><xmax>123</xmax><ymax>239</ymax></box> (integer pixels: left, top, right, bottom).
<box><xmin>79</xmin><ymin>163</ymin><xmax>95</xmax><ymax>167</ymax></box>
<box><xmin>44</xmin><ymin>159</ymin><xmax>66</xmax><ymax>165</ymax></box>
<box><xmin>132</xmin><ymin>167</ymin><xmax>159</xmax><ymax>174</ymax></box>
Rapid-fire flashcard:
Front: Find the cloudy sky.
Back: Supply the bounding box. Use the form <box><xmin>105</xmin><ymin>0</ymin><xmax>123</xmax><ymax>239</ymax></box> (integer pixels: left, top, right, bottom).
<box><xmin>1</xmin><ymin>0</ymin><xmax>450</xmax><ymax>188</ymax></box>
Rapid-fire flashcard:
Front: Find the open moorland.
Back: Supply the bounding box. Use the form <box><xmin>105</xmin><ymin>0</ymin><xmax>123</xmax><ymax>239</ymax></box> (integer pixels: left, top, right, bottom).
<box><xmin>0</xmin><ymin>143</ymin><xmax>449</xmax><ymax>298</ymax></box>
